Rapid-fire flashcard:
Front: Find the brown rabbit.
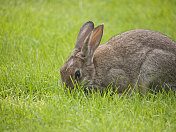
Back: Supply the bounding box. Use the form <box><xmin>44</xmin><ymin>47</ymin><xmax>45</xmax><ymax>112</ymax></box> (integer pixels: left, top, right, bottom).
<box><xmin>60</xmin><ymin>21</ymin><xmax>176</xmax><ymax>94</ymax></box>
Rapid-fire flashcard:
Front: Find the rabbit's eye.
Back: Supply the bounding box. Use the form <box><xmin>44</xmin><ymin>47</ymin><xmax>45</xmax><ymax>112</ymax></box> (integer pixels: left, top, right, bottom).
<box><xmin>75</xmin><ymin>70</ymin><xmax>80</xmax><ymax>80</ymax></box>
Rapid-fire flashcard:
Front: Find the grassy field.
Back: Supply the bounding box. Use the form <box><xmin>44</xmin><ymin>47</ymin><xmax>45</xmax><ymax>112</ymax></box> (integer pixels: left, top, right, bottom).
<box><xmin>0</xmin><ymin>0</ymin><xmax>176</xmax><ymax>131</ymax></box>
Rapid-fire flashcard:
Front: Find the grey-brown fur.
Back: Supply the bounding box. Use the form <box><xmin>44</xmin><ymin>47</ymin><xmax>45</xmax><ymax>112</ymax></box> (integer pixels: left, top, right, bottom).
<box><xmin>60</xmin><ymin>21</ymin><xmax>176</xmax><ymax>93</ymax></box>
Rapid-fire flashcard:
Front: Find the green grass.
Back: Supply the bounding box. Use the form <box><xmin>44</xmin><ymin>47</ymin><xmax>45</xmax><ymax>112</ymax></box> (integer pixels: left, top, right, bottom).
<box><xmin>0</xmin><ymin>0</ymin><xmax>176</xmax><ymax>131</ymax></box>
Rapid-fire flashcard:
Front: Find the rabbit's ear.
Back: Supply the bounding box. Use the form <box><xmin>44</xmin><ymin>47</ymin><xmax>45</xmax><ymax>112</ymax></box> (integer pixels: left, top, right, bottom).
<box><xmin>81</xmin><ymin>24</ymin><xmax>104</xmax><ymax>63</ymax></box>
<box><xmin>74</xmin><ymin>21</ymin><xmax>94</xmax><ymax>50</ymax></box>
<box><xmin>89</xmin><ymin>24</ymin><xmax>104</xmax><ymax>52</ymax></box>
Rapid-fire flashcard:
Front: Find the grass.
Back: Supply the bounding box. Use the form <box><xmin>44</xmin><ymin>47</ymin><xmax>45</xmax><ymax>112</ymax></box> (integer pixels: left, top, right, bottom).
<box><xmin>0</xmin><ymin>0</ymin><xmax>176</xmax><ymax>131</ymax></box>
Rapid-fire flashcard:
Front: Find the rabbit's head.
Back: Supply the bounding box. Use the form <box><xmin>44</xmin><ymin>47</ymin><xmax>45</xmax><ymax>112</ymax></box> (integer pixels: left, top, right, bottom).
<box><xmin>60</xmin><ymin>21</ymin><xmax>103</xmax><ymax>89</ymax></box>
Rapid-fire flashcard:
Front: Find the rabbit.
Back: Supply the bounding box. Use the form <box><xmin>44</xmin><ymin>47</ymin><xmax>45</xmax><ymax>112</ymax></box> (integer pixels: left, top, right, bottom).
<box><xmin>60</xmin><ymin>21</ymin><xmax>176</xmax><ymax>94</ymax></box>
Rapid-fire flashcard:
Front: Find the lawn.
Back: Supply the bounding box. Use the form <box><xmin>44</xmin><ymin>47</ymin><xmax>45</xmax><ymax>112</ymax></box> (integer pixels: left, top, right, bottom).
<box><xmin>0</xmin><ymin>0</ymin><xmax>176</xmax><ymax>131</ymax></box>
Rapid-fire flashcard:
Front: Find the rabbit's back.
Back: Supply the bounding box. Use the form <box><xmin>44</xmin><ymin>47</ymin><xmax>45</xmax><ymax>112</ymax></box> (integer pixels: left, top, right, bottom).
<box><xmin>106</xmin><ymin>29</ymin><xmax>176</xmax><ymax>55</ymax></box>
<box><xmin>93</xmin><ymin>29</ymin><xmax>176</xmax><ymax>92</ymax></box>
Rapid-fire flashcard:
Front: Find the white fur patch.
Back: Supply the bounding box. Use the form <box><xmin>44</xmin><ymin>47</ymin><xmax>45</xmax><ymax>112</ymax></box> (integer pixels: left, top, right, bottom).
<box><xmin>66</xmin><ymin>59</ymin><xmax>74</xmax><ymax>71</ymax></box>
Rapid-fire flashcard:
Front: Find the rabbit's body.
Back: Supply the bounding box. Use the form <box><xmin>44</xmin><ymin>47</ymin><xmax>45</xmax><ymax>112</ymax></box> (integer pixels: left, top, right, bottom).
<box><xmin>60</xmin><ymin>22</ymin><xmax>176</xmax><ymax>93</ymax></box>
<box><xmin>93</xmin><ymin>29</ymin><xmax>176</xmax><ymax>92</ymax></box>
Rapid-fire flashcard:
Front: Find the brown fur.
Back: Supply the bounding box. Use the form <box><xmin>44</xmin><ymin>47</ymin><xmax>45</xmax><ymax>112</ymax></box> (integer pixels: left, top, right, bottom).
<box><xmin>60</xmin><ymin>21</ymin><xmax>176</xmax><ymax>93</ymax></box>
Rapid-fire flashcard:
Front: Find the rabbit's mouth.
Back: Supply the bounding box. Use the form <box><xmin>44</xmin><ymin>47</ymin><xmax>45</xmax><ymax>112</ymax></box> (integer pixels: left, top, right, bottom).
<box><xmin>74</xmin><ymin>78</ymin><xmax>91</xmax><ymax>89</ymax></box>
<box><xmin>65</xmin><ymin>77</ymin><xmax>94</xmax><ymax>92</ymax></box>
